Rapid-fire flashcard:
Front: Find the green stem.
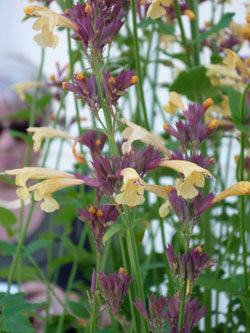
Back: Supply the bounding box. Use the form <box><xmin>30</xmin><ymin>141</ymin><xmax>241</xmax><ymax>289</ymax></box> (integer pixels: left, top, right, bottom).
<box><xmin>56</xmin><ymin>225</ymin><xmax>88</xmax><ymax>333</ymax></box>
<box><xmin>239</xmin><ymin>81</ymin><xmax>250</xmax><ymax>330</ymax></box>
<box><xmin>188</xmin><ymin>0</ymin><xmax>200</xmax><ymax>66</ymax></box>
<box><xmin>178</xmin><ymin>278</ymin><xmax>187</xmax><ymax>330</ymax></box>
<box><xmin>90</xmin><ymin>251</ymin><xmax>100</xmax><ymax>333</ymax></box>
<box><xmin>119</xmin><ymin>235</ymin><xmax>142</xmax><ymax>332</ymax></box>
<box><xmin>172</xmin><ymin>0</ymin><xmax>192</xmax><ymax>68</ymax></box>
<box><xmin>124</xmin><ymin>207</ymin><xmax>148</xmax><ymax>332</ymax></box>
<box><xmin>7</xmin><ymin>201</ymin><xmax>35</xmax><ymax>292</ymax></box>
<box><xmin>131</xmin><ymin>0</ymin><xmax>150</xmax><ymax>130</ymax></box>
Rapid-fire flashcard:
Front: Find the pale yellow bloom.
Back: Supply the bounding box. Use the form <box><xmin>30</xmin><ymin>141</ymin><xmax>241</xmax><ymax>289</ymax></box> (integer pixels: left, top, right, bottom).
<box><xmin>159</xmin><ymin>159</ymin><xmax>214</xmax><ymax>199</ymax></box>
<box><xmin>146</xmin><ymin>0</ymin><xmax>171</xmax><ymax>19</ymax></box>
<box><xmin>212</xmin><ymin>182</ymin><xmax>250</xmax><ymax>204</ymax></box>
<box><xmin>144</xmin><ymin>183</ymin><xmax>173</xmax><ymax>217</ymax></box>
<box><xmin>223</xmin><ymin>49</ymin><xmax>249</xmax><ymax>79</ymax></box>
<box><xmin>115</xmin><ymin>168</ymin><xmax>145</xmax><ymax>207</ymax></box>
<box><xmin>120</xmin><ymin>118</ymin><xmax>172</xmax><ymax>158</ymax></box>
<box><xmin>29</xmin><ymin>177</ymin><xmax>83</xmax><ymax>212</ymax></box>
<box><xmin>163</xmin><ymin>92</ymin><xmax>186</xmax><ymax>114</ymax></box>
<box><xmin>6</xmin><ymin>167</ymin><xmax>74</xmax><ymax>201</ymax></box>
<box><xmin>11</xmin><ymin>81</ymin><xmax>46</xmax><ymax>101</ymax></box>
<box><xmin>27</xmin><ymin>127</ymin><xmax>75</xmax><ymax>152</ymax></box>
<box><xmin>24</xmin><ymin>5</ymin><xmax>78</xmax><ymax>48</ymax></box>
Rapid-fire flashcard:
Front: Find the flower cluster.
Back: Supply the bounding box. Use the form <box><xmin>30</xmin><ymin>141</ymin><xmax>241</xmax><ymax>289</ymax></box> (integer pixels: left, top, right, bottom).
<box><xmin>134</xmin><ymin>294</ymin><xmax>167</xmax><ymax>330</ymax></box>
<box><xmin>163</xmin><ymin>99</ymin><xmax>219</xmax><ymax>152</ymax></box>
<box><xmin>166</xmin><ymin>244</ymin><xmax>215</xmax><ymax>291</ymax></box>
<box><xmin>64</xmin><ymin>1</ymin><xmax>125</xmax><ymax>57</ymax></box>
<box><xmin>78</xmin><ymin>204</ymin><xmax>119</xmax><ymax>252</ymax></box>
<box><xmin>99</xmin><ymin>268</ymin><xmax>132</xmax><ymax>315</ymax></box>
<box><xmin>166</xmin><ymin>296</ymin><xmax>207</xmax><ymax>333</ymax></box>
<box><xmin>63</xmin><ymin>70</ymin><xmax>138</xmax><ymax>115</ymax></box>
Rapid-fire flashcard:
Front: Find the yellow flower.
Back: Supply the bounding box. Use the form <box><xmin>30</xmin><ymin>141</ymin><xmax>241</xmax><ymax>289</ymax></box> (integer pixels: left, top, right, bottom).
<box><xmin>120</xmin><ymin>118</ymin><xmax>172</xmax><ymax>158</ymax></box>
<box><xmin>163</xmin><ymin>92</ymin><xmax>186</xmax><ymax>114</ymax></box>
<box><xmin>115</xmin><ymin>168</ymin><xmax>145</xmax><ymax>207</ymax></box>
<box><xmin>29</xmin><ymin>177</ymin><xmax>83</xmax><ymax>212</ymax></box>
<box><xmin>159</xmin><ymin>159</ymin><xmax>214</xmax><ymax>199</ymax></box>
<box><xmin>212</xmin><ymin>182</ymin><xmax>250</xmax><ymax>204</ymax></box>
<box><xmin>223</xmin><ymin>49</ymin><xmax>249</xmax><ymax>79</ymax></box>
<box><xmin>11</xmin><ymin>82</ymin><xmax>46</xmax><ymax>101</ymax></box>
<box><xmin>24</xmin><ymin>5</ymin><xmax>78</xmax><ymax>48</ymax></box>
<box><xmin>146</xmin><ymin>0</ymin><xmax>171</xmax><ymax>19</ymax></box>
<box><xmin>5</xmin><ymin>167</ymin><xmax>75</xmax><ymax>201</ymax></box>
<box><xmin>27</xmin><ymin>127</ymin><xmax>75</xmax><ymax>152</ymax></box>
<box><xmin>144</xmin><ymin>183</ymin><xmax>173</xmax><ymax>217</ymax></box>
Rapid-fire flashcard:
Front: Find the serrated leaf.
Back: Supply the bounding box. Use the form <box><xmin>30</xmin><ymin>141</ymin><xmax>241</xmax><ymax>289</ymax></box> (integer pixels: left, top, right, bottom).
<box><xmin>170</xmin><ymin>66</ymin><xmax>219</xmax><ymax>101</ymax></box>
<box><xmin>3</xmin><ymin>301</ymin><xmax>46</xmax><ymax>318</ymax></box>
<box><xmin>103</xmin><ymin>224</ymin><xmax>126</xmax><ymax>244</ymax></box>
<box><xmin>193</xmin><ymin>12</ymin><xmax>234</xmax><ymax>43</ymax></box>
<box><xmin>0</xmin><ymin>240</ymin><xmax>16</xmax><ymax>256</ymax></box>
<box><xmin>2</xmin><ymin>313</ymin><xmax>34</xmax><ymax>332</ymax></box>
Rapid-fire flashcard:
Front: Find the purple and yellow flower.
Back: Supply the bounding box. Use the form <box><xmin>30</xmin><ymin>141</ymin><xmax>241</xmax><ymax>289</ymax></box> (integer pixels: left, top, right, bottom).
<box><xmin>134</xmin><ymin>294</ymin><xmax>167</xmax><ymax>329</ymax></box>
<box><xmin>99</xmin><ymin>268</ymin><xmax>132</xmax><ymax>315</ymax></box>
<box><xmin>166</xmin><ymin>296</ymin><xmax>207</xmax><ymax>332</ymax></box>
<box><xmin>78</xmin><ymin>204</ymin><xmax>119</xmax><ymax>252</ymax></box>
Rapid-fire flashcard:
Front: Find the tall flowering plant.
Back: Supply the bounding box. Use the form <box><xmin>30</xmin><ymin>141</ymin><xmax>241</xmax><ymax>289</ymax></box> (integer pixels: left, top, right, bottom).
<box><xmin>1</xmin><ymin>0</ymin><xmax>249</xmax><ymax>332</ymax></box>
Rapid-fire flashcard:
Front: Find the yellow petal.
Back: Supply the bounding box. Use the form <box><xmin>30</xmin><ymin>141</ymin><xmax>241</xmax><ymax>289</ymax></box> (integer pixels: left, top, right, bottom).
<box><xmin>16</xmin><ymin>187</ymin><xmax>30</xmax><ymax>201</ymax></box>
<box><xmin>27</xmin><ymin>127</ymin><xmax>75</xmax><ymax>152</ymax></box>
<box><xmin>6</xmin><ymin>167</ymin><xmax>74</xmax><ymax>187</ymax></box>
<box><xmin>163</xmin><ymin>92</ymin><xmax>185</xmax><ymax>114</ymax></box>
<box><xmin>115</xmin><ymin>168</ymin><xmax>145</xmax><ymax>207</ymax></box>
<box><xmin>159</xmin><ymin>159</ymin><xmax>214</xmax><ymax>199</ymax></box>
<box><xmin>11</xmin><ymin>82</ymin><xmax>46</xmax><ymax>101</ymax></box>
<box><xmin>212</xmin><ymin>181</ymin><xmax>250</xmax><ymax>204</ymax></box>
<box><xmin>120</xmin><ymin>118</ymin><xmax>172</xmax><ymax>158</ymax></box>
<box><xmin>146</xmin><ymin>0</ymin><xmax>171</xmax><ymax>19</ymax></box>
<box><xmin>29</xmin><ymin>177</ymin><xmax>84</xmax><ymax>212</ymax></box>
<box><xmin>159</xmin><ymin>200</ymin><xmax>171</xmax><ymax>218</ymax></box>
<box><xmin>24</xmin><ymin>5</ymin><xmax>78</xmax><ymax>48</ymax></box>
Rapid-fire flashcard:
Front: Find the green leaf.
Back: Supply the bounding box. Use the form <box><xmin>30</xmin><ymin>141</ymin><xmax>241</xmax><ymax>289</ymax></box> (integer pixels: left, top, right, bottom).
<box><xmin>157</xmin><ymin>21</ymin><xmax>175</xmax><ymax>35</ymax></box>
<box><xmin>9</xmin><ymin>130</ymin><xmax>32</xmax><ymax>145</ymax></box>
<box><xmin>193</xmin><ymin>12</ymin><xmax>234</xmax><ymax>43</ymax></box>
<box><xmin>23</xmin><ymin>239</ymin><xmax>51</xmax><ymax>257</ymax></box>
<box><xmin>2</xmin><ymin>109</ymin><xmax>31</xmax><ymax>120</ymax></box>
<box><xmin>0</xmin><ymin>266</ymin><xmax>38</xmax><ymax>281</ymax></box>
<box><xmin>196</xmin><ymin>276</ymin><xmax>239</xmax><ymax>293</ymax></box>
<box><xmin>0</xmin><ymin>207</ymin><xmax>17</xmax><ymax>238</ymax></box>
<box><xmin>138</xmin><ymin>17</ymin><xmax>155</xmax><ymax>28</ymax></box>
<box><xmin>134</xmin><ymin>222</ymin><xmax>147</xmax><ymax>245</ymax></box>
<box><xmin>0</xmin><ymin>175</ymin><xmax>16</xmax><ymax>187</ymax></box>
<box><xmin>238</xmin><ymin>296</ymin><xmax>250</xmax><ymax>316</ymax></box>
<box><xmin>170</xmin><ymin>66</ymin><xmax>219</xmax><ymax>101</ymax></box>
<box><xmin>103</xmin><ymin>224</ymin><xmax>127</xmax><ymax>244</ymax></box>
<box><xmin>36</xmin><ymin>94</ymin><xmax>51</xmax><ymax>110</ymax></box>
<box><xmin>3</xmin><ymin>301</ymin><xmax>46</xmax><ymax>318</ymax></box>
<box><xmin>228</xmin><ymin>87</ymin><xmax>249</xmax><ymax>123</ymax></box>
<box><xmin>69</xmin><ymin>301</ymin><xmax>90</xmax><ymax>318</ymax></box>
<box><xmin>2</xmin><ymin>314</ymin><xmax>34</xmax><ymax>332</ymax></box>
<box><xmin>0</xmin><ymin>240</ymin><xmax>16</xmax><ymax>256</ymax></box>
